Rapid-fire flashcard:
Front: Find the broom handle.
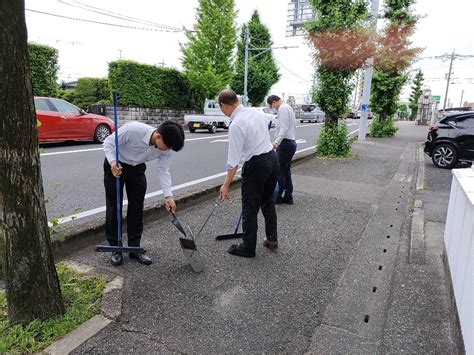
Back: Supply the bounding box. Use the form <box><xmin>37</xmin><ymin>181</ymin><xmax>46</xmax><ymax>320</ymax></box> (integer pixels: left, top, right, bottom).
<box><xmin>234</xmin><ymin>212</ymin><xmax>242</xmax><ymax>233</ymax></box>
<box><xmin>113</xmin><ymin>91</ymin><xmax>122</xmax><ymax>247</ymax></box>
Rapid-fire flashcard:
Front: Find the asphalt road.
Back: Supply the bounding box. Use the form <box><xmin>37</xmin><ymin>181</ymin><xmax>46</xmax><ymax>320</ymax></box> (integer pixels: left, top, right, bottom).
<box><xmin>39</xmin><ymin>119</ymin><xmax>365</xmax><ymax>227</ymax></box>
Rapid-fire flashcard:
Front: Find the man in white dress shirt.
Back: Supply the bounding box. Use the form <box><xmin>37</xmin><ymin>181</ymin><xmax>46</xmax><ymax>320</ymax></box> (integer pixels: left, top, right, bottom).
<box><xmin>103</xmin><ymin>120</ymin><xmax>184</xmax><ymax>266</ymax></box>
<box><xmin>267</xmin><ymin>95</ymin><xmax>297</xmax><ymax>205</ymax></box>
<box><xmin>218</xmin><ymin>89</ymin><xmax>279</xmax><ymax>257</ymax></box>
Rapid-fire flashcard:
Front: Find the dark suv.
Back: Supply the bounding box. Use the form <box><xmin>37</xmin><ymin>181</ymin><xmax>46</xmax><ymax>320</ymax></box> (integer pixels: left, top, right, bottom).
<box><xmin>424</xmin><ymin>112</ymin><xmax>474</xmax><ymax>168</ymax></box>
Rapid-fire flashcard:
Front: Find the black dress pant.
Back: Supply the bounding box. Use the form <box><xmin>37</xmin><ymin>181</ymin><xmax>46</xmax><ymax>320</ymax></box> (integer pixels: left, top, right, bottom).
<box><xmin>104</xmin><ymin>159</ymin><xmax>147</xmax><ymax>247</ymax></box>
<box><xmin>276</xmin><ymin>139</ymin><xmax>297</xmax><ymax>199</ymax></box>
<box><xmin>241</xmin><ymin>150</ymin><xmax>279</xmax><ymax>252</ymax></box>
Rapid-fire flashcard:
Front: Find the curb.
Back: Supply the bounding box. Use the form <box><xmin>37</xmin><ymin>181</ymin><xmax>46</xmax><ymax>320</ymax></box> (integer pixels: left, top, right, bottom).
<box><xmin>416</xmin><ymin>143</ymin><xmax>426</xmax><ymax>191</ymax></box>
<box><xmin>409</xmin><ymin>199</ymin><xmax>425</xmax><ymax>264</ymax></box>
<box><xmin>44</xmin><ymin>262</ymin><xmax>124</xmax><ymax>354</ymax></box>
<box><xmin>409</xmin><ymin>144</ymin><xmax>427</xmax><ymax>264</ymax></box>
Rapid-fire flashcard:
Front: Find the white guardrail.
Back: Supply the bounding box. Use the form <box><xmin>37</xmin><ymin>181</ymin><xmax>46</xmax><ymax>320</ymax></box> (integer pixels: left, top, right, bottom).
<box><xmin>444</xmin><ymin>168</ymin><xmax>474</xmax><ymax>354</ymax></box>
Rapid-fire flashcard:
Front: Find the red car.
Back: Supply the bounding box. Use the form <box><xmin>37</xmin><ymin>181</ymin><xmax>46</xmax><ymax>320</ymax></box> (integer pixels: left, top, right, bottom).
<box><xmin>35</xmin><ymin>97</ymin><xmax>114</xmax><ymax>143</ymax></box>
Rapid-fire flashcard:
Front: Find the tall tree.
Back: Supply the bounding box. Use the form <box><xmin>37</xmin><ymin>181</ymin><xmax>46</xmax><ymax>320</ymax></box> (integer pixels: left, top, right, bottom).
<box><xmin>307</xmin><ymin>0</ymin><xmax>372</xmax><ymax>157</ymax></box>
<box><xmin>369</xmin><ymin>0</ymin><xmax>421</xmax><ymax>136</ymax></box>
<box><xmin>0</xmin><ymin>0</ymin><xmax>64</xmax><ymax>324</ymax></box>
<box><xmin>181</xmin><ymin>0</ymin><xmax>237</xmax><ymax>99</ymax></box>
<box><xmin>409</xmin><ymin>69</ymin><xmax>424</xmax><ymax>120</ymax></box>
<box><xmin>231</xmin><ymin>11</ymin><xmax>280</xmax><ymax>106</ymax></box>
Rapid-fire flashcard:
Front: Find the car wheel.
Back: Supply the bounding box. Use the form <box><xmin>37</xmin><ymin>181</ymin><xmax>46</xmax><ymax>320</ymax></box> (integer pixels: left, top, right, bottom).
<box><xmin>300</xmin><ymin>120</ymin><xmax>304</xmax><ymax>123</ymax></box>
<box><xmin>209</xmin><ymin>123</ymin><xmax>217</xmax><ymax>134</ymax></box>
<box><xmin>94</xmin><ymin>124</ymin><xmax>111</xmax><ymax>143</ymax></box>
<box><xmin>432</xmin><ymin>143</ymin><xmax>458</xmax><ymax>169</ymax></box>
<box><xmin>189</xmin><ymin>127</ymin><xmax>196</xmax><ymax>133</ymax></box>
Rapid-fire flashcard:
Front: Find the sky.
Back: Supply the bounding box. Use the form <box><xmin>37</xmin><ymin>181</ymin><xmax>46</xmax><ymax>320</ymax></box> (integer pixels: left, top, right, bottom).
<box><xmin>25</xmin><ymin>0</ymin><xmax>474</xmax><ymax>107</ymax></box>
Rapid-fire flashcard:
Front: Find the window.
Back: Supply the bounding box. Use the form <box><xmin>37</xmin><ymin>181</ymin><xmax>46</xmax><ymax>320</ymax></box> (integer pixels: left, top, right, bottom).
<box><xmin>50</xmin><ymin>99</ymin><xmax>81</xmax><ymax>114</ymax></box>
<box><xmin>456</xmin><ymin>115</ymin><xmax>474</xmax><ymax>128</ymax></box>
<box><xmin>34</xmin><ymin>98</ymin><xmax>51</xmax><ymax>111</ymax></box>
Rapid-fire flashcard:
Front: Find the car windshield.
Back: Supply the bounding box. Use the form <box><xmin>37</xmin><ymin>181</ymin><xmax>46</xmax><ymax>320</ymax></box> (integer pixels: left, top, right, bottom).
<box><xmin>301</xmin><ymin>104</ymin><xmax>317</xmax><ymax>112</ymax></box>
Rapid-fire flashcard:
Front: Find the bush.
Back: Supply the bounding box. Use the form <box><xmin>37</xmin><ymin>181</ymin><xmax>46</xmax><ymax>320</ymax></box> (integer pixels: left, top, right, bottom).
<box><xmin>369</xmin><ymin>117</ymin><xmax>398</xmax><ymax>137</ymax></box>
<box><xmin>56</xmin><ymin>88</ymin><xmax>76</xmax><ymax>103</ymax></box>
<box><xmin>316</xmin><ymin>123</ymin><xmax>351</xmax><ymax>157</ymax></box>
<box><xmin>28</xmin><ymin>43</ymin><xmax>59</xmax><ymax>97</ymax></box>
<box><xmin>73</xmin><ymin>78</ymin><xmax>110</xmax><ymax>111</ymax></box>
<box><xmin>108</xmin><ymin>60</ymin><xmax>204</xmax><ymax>110</ymax></box>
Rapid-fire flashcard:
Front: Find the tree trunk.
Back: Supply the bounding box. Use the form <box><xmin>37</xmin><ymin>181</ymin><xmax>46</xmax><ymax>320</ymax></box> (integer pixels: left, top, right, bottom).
<box><xmin>0</xmin><ymin>0</ymin><xmax>64</xmax><ymax>324</ymax></box>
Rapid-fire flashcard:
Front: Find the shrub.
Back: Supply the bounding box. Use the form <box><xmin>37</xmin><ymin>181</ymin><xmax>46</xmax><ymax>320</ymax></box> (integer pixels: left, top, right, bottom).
<box><xmin>28</xmin><ymin>43</ymin><xmax>59</xmax><ymax>97</ymax></box>
<box><xmin>108</xmin><ymin>60</ymin><xmax>204</xmax><ymax>110</ymax></box>
<box><xmin>316</xmin><ymin>123</ymin><xmax>351</xmax><ymax>157</ymax></box>
<box><xmin>56</xmin><ymin>88</ymin><xmax>76</xmax><ymax>103</ymax></box>
<box><xmin>73</xmin><ymin>78</ymin><xmax>110</xmax><ymax>111</ymax></box>
<box><xmin>369</xmin><ymin>117</ymin><xmax>398</xmax><ymax>137</ymax></box>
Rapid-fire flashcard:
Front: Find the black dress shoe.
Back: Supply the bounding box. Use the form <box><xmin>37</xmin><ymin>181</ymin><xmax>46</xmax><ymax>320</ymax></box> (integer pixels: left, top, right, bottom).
<box><xmin>281</xmin><ymin>196</ymin><xmax>294</xmax><ymax>205</ymax></box>
<box><xmin>129</xmin><ymin>253</ymin><xmax>152</xmax><ymax>265</ymax></box>
<box><xmin>111</xmin><ymin>252</ymin><xmax>123</xmax><ymax>266</ymax></box>
<box><xmin>227</xmin><ymin>243</ymin><xmax>255</xmax><ymax>258</ymax></box>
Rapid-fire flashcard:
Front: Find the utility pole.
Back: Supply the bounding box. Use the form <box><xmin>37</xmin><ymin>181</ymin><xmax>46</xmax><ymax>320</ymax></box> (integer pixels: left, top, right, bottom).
<box><xmin>358</xmin><ymin>0</ymin><xmax>379</xmax><ymax>142</ymax></box>
<box><xmin>353</xmin><ymin>70</ymin><xmax>360</xmax><ymax>108</ymax></box>
<box><xmin>443</xmin><ymin>50</ymin><xmax>455</xmax><ymax>110</ymax></box>
<box><xmin>243</xmin><ymin>28</ymin><xmax>250</xmax><ymax>107</ymax></box>
<box><xmin>118</xmin><ymin>49</ymin><xmax>123</xmax><ymax>59</ymax></box>
<box><xmin>460</xmin><ymin>89</ymin><xmax>464</xmax><ymax>107</ymax></box>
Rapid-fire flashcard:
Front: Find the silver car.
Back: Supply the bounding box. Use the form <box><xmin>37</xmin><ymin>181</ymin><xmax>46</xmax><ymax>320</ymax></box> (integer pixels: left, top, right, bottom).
<box><xmin>299</xmin><ymin>104</ymin><xmax>325</xmax><ymax>123</ymax></box>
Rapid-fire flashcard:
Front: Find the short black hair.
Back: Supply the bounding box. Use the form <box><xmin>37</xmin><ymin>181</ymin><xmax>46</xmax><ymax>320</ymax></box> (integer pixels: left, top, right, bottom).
<box><xmin>157</xmin><ymin>121</ymin><xmax>185</xmax><ymax>152</ymax></box>
<box><xmin>266</xmin><ymin>95</ymin><xmax>281</xmax><ymax>105</ymax></box>
<box><xmin>218</xmin><ymin>89</ymin><xmax>239</xmax><ymax>106</ymax></box>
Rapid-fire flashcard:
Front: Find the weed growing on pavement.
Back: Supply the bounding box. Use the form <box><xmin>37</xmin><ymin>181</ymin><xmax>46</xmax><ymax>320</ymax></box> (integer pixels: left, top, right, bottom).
<box><xmin>0</xmin><ymin>264</ymin><xmax>106</xmax><ymax>353</ymax></box>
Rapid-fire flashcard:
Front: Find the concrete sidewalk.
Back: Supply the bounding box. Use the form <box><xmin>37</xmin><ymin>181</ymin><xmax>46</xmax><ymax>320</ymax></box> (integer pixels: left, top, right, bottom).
<box><xmin>62</xmin><ymin>121</ymin><xmax>460</xmax><ymax>353</ymax></box>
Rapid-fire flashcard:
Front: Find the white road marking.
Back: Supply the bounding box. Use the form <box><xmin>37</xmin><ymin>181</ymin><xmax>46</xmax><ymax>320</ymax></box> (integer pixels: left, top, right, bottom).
<box><xmin>210</xmin><ymin>139</ymin><xmax>229</xmax><ymax>143</ymax></box>
<box><xmin>41</xmin><ymin>147</ymin><xmax>103</xmax><ymax>156</ymax></box>
<box><xmin>41</xmin><ymin>123</ymin><xmax>321</xmax><ymax>156</ymax></box>
<box><xmin>296</xmin><ymin>139</ymin><xmax>307</xmax><ymax>144</ymax></box>
<box><xmin>186</xmin><ymin>134</ymin><xmax>228</xmax><ymax>142</ymax></box>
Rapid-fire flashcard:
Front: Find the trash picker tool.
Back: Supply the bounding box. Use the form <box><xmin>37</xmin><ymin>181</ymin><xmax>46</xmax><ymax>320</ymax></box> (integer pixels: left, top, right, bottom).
<box><xmin>170</xmin><ymin>211</ymin><xmax>204</xmax><ymax>272</ymax></box>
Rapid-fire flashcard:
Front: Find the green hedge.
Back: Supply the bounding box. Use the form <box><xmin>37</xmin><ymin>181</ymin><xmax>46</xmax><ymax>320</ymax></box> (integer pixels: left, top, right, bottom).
<box><xmin>28</xmin><ymin>43</ymin><xmax>59</xmax><ymax>97</ymax></box>
<box><xmin>73</xmin><ymin>77</ymin><xmax>110</xmax><ymax>111</ymax></box>
<box><xmin>108</xmin><ymin>60</ymin><xmax>203</xmax><ymax>110</ymax></box>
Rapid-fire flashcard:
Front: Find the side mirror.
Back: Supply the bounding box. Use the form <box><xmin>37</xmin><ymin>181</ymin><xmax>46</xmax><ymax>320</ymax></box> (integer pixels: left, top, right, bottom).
<box><xmin>80</xmin><ymin>109</ymin><xmax>87</xmax><ymax>115</ymax></box>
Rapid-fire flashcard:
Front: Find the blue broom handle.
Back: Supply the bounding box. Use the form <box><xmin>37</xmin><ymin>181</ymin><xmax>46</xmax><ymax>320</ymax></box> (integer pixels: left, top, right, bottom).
<box><xmin>113</xmin><ymin>91</ymin><xmax>122</xmax><ymax>246</ymax></box>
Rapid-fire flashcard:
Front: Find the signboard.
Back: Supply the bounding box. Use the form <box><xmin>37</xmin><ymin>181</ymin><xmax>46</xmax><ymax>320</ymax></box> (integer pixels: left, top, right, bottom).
<box><xmin>432</xmin><ymin>95</ymin><xmax>441</xmax><ymax>103</ymax></box>
<box><xmin>361</xmin><ymin>104</ymin><xmax>368</xmax><ymax>111</ymax></box>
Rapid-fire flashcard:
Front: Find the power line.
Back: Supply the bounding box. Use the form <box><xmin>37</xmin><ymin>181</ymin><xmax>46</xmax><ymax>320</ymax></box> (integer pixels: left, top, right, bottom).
<box><xmin>26</xmin><ymin>8</ymin><xmax>183</xmax><ymax>33</ymax></box>
<box><xmin>56</xmin><ymin>0</ymin><xmax>181</xmax><ymax>32</ymax></box>
<box><xmin>274</xmin><ymin>58</ymin><xmax>312</xmax><ymax>83</ymax></box>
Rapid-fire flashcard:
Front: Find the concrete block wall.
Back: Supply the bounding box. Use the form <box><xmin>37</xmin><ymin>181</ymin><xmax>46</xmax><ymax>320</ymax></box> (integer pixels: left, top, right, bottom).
<box><xmin>104</xmin><ymin>106</ymin><xmax>200</xmax><ymax>127</ymax></box>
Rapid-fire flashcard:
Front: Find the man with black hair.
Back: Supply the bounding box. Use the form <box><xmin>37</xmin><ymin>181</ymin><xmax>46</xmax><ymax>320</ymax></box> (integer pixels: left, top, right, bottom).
<box><xmin>218</xmin><ymin>89</ymin><xmax>279</xmax><ymax>257</ymax></box>
<box><xmin>103</xmin><ymin>120</ymin><xmax>185</xmax><ymax>266</ymax></box>
<box><xmin>267</xmin><ymin>94</ymin><xmax>297</xmax><ymax>205</ymax></box>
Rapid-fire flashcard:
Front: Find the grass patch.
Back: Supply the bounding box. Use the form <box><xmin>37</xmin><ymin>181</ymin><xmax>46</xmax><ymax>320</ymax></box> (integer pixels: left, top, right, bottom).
<box><xmin>0</xmin><ymin>264</ymin><xmax>106</xmax><ymax>353</ymax></box>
